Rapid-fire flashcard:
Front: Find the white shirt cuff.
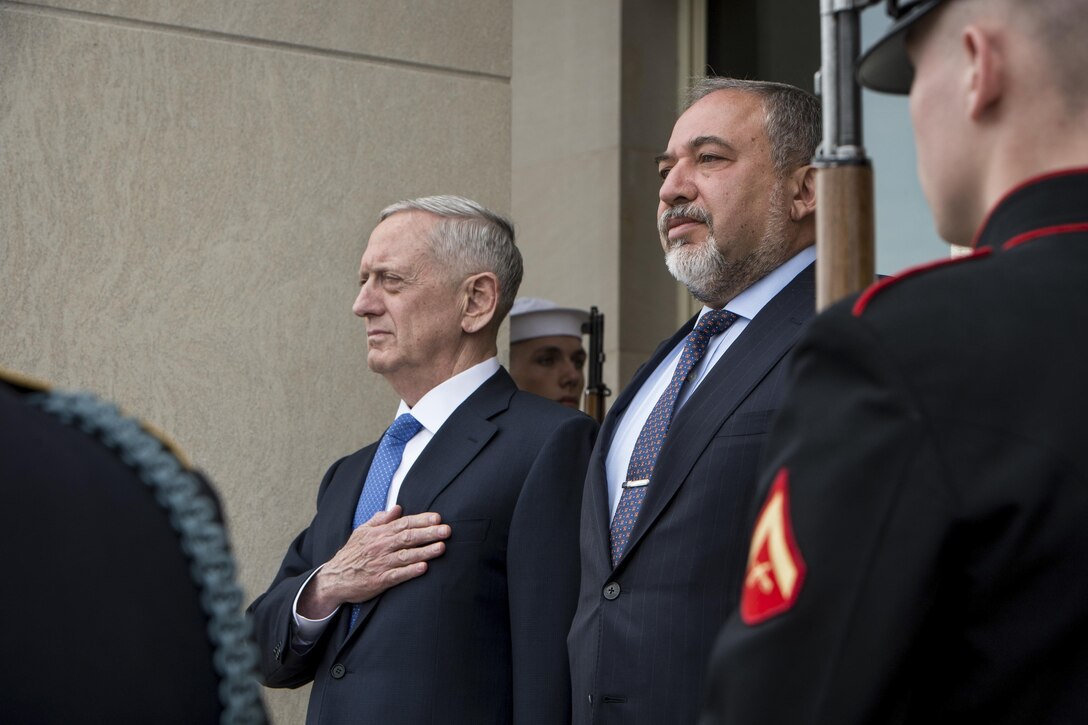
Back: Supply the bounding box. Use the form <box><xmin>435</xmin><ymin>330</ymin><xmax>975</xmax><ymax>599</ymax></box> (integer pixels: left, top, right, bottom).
<box><xmin>291</xmin><ymin>566</ymin><xmax>338</xmax><ymax>649</ymax></box>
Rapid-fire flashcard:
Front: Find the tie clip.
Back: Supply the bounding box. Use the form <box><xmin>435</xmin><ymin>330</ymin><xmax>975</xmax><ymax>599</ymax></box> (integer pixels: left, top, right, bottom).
<box><xmin>622</xmin><ymin>479</ymin><xmax>650</xmax><ymax>489</ymax></box>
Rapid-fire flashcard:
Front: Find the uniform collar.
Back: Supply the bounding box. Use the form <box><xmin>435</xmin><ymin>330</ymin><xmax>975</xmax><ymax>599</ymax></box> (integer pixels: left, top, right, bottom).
<box><xmin>972</xmin><ymin>167</ymin><xmax>1088</xmax><ymax>250</ymax></box>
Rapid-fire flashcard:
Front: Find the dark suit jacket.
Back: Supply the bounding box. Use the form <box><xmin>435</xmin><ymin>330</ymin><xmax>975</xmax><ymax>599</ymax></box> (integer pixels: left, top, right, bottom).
<box><xmin>567</xmin><ymin>262</ymin><xmax>816</xmax><ymax>725</ymax></box>
<box><xmin>702</xmin><ymin>170</ymin><xmax>1088</xmax><ymax>725</ymax></box>
<box><xmin>249</xmin><ymin>368</ymin><xmax>597</xmax><ymax>725</ymax></box>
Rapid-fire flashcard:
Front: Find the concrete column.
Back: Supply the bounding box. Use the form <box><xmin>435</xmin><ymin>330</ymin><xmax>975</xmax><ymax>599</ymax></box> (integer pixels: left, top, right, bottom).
<box><xmin>512</xmin><ymin>0</ymin><xmax>684</xmax><ymax>397</ymax></box>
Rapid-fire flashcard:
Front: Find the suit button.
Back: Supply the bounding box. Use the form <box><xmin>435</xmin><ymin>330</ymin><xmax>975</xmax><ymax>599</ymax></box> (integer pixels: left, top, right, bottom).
<box><xmin>330</xmin><ymin>663</ymin><xmax>346</xmax><ymax>679</ymax></box>
<box><xmin>603</xmin><ymin>581</ymin><xmax>621</xmax><ymax>600</ymax></box>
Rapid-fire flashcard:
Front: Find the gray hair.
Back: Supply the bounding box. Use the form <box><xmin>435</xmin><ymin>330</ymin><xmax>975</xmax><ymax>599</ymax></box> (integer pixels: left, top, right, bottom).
<box><xmin>685</xmin><ymin>77</ymin><xmax>821</xmax><ymax>175</ymax></box>
<box><xmin>379</xmin><ymin>195</ymin><xmax>523</xmax><ymax>322</ymax></box>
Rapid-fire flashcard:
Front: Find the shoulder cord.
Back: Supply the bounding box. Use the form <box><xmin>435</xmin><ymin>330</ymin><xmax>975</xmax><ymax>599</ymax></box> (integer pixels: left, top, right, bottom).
<box><xmin>29</xmin><ymin>390</ymin><xmax>266</xmax><ymax>725</ymax></box>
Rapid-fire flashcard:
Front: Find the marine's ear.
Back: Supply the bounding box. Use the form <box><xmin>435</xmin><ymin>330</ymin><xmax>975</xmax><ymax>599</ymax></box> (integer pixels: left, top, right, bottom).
<box><xmin>962</xmin><ymin>24</ymin><xmax>1004</xmax><ymax>121</ymax></box>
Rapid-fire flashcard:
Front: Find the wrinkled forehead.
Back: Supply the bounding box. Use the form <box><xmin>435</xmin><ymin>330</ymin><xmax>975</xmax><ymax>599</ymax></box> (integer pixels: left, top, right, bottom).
<box><xmin>667</xmin><ymin>90</ymin><xmax>767</xmax><ymax>151</ymax></box>
<box><xmin>511</xmin><ymin>335</ymin><xmax>587</xmax><ymax>361</ymax></box>
<box><xmin>360</xmin><ymin>211</ymin><xmax>437</xmax><ymax>269</ymax></box>
<box><xmin>370</xmin><ymin>209</ymin><xmax>440</xmax><ymax>245</ymax></box>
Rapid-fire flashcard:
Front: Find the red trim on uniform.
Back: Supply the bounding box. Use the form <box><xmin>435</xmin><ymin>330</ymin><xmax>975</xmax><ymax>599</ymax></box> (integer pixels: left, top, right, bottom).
<box><xmin>740</xmin><ymin>468</ymin><xmax>807</xmax><ymax>626</ymax></box>
<box><xmin>1003</xmin><ymin>223</ymin><xmax>1088</xmax><ymax>251</ymax></box>
<box><xmin>969</xmin><ymin>166</ymin><xmax>1088</xmax><ymax>249</ymax></box>
<box><xmin>851</xmin><ymin>248</ymin><xmax>993</xmax><ymax>317</ymax></box>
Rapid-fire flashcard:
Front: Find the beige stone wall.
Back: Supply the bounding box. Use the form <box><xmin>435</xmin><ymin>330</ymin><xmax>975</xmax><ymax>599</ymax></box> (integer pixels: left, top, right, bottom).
<box><xmin>511</xmin><ymin>0</ymin><xmax>622</xmax><ymax>381</ymax></box>
<box><xmin>512</xmin><ymin>0</ymin><xmax>684</xmax><ymax>395</ymax></box>
<box><xmin>1</xmin><ymin>2</ymin><xmax>509</xmax><ymax>721</ymax></box>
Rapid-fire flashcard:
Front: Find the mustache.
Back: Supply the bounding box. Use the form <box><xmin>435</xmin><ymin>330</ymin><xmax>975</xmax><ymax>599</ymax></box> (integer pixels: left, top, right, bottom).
<box><xmin>658</xmin><ymin>203</ymin><xmax>713</xmax><ymax>242</ymax></box>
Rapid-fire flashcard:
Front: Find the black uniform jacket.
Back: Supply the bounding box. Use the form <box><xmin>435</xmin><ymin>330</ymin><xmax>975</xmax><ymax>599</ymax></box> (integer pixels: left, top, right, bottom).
<box><xmin>248</xmin><ymin>367</ymin><xmax>597</xmax><ymax>725</ymax></box>
<box><xmin>0</xmin><ymin>370</ymin><xmax>265</xmax><ymax>724</ymax></box>
<box><xmin>703</xmin><ymin>168</ymin><xmax>1088</xmax><ymax>725</ymax></box>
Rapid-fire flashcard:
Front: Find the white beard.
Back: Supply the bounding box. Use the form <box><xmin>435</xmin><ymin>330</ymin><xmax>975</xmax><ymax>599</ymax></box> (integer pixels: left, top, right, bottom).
<box><xmin>662</xmin><ymin>184</ymin><xmax>794</xmax><ymax>307</ymax></box>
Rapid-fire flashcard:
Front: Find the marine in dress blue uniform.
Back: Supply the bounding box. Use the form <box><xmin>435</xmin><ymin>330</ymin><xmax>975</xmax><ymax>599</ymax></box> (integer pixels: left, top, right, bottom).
<box><xmin>701</xmin><ymin>2</ymin><xmax>1088</xmax><ymax>723</ymax></box>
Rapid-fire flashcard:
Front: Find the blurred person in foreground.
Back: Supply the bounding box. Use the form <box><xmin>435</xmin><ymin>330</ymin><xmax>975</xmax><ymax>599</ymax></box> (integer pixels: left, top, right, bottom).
<box><xmin>0</xmin><ymin>366</ymin><xmax>266</xmax><ymax>724</ymax></box>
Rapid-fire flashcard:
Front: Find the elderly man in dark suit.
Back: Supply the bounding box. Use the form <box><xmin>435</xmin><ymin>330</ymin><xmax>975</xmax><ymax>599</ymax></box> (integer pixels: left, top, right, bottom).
<box><xmin>567</xmin><ymin>78</ymin><xmax>821</xmax><ymax>725</ymax></box>
<box><xmin>248</xmin><ymin>195</ymin><xmax>596</xmax><ymax>725</ymax></box>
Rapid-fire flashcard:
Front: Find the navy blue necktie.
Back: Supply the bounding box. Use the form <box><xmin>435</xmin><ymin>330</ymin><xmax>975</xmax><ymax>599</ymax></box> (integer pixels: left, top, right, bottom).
<box><xmin>349</xmin><ymin>413</ymin><xmax>423</xmax><ymax>627</ymax></box>
<box><xmin>609</xmin><ymin>309</ymin><xmax>738</xmax><ymax>566</ymax></box>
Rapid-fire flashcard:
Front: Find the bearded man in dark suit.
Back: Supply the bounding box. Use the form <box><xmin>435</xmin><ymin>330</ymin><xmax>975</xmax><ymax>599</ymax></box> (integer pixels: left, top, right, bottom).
<box><xmin>567</xmin><ymin>78</ymin><xmax>821</xmax><ymax>725</ymax></box>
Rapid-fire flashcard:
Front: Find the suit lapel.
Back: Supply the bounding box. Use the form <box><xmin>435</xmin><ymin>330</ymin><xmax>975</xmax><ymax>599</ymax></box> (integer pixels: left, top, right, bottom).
<box><xmin>394</xmin><ymin>369</ymin><xmax>512</xmax><ymax>515</ymax></box>
<box><xmin>583</xmin><ymin>441</ymin><xmax>615</xmax><ymax>569</ymax></box>
<box><xmin>616</xmin><ymin>262</ymin><xmax>816</xmax><ymax>566</ymax></box>
<box><xmin>587</xmin><ymin>321</ymin><xmax>698</xmax><ymax>564</ymax></box>
<box><xmin>324</xmin><ymin>446</ymin><xmax>379</xmax><ymax>649</ymax></box>
<box><xmin>337</xmin><ymin>369</ymin><xmax>513</xmax><ymax>649</ymax></box>
<box><xmin>327</xmin><ymin>445</ymin><xmax>378</xmax><ymax>554</ymax></box>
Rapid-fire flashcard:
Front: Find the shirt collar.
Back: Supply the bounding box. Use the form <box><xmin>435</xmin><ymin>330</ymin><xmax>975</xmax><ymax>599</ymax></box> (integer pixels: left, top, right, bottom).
<box><xmin>395</xmin><ymin>357</ymin><xmax>500</xmax><ymax>434</ymax></box>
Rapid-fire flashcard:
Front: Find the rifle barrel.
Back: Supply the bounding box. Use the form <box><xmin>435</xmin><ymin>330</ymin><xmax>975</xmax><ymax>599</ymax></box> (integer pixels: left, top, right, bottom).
<box><xmin>582</xmin><ymin>306</ymin><xmax>611</xmax><ymax>423</ymax></box>
<box><xmin>815</xmin><ymin>0</ymin><xmax>879</xmax><ymax>310</ymax></box>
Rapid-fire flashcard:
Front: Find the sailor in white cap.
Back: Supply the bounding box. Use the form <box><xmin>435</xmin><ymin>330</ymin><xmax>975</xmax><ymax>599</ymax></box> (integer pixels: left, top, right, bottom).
<box><xmin>508</xmin><ymin>297</ymin><xmax>589</xmax><ymax>409</ymax></box>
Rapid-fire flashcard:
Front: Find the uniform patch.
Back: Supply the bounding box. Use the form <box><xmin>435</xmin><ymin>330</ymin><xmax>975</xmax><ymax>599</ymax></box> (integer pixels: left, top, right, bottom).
<box><xmin>741</xmin><ymin>468</ymin><xmax>806</xmax><ymax>625</ymax></box>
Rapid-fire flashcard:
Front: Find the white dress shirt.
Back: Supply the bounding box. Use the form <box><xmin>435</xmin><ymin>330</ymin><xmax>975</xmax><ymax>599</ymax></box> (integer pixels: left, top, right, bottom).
<box><xmin>292</xmin><ymin>357</ymin><xmax>501</xmax><ymax>643</ymax></box>
<box><xmin>604</xmin><ymin>246</ymin><xmax>815</xmax><ymax>518</ymax></box>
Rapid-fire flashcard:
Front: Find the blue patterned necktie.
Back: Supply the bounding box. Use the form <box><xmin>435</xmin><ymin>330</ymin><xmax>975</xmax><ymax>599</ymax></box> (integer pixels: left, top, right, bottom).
<box><xmin>349</xmin><ymin>412</ymin><xmax>423</xmax><ymax>628</ymax></box>
<box><xmin>609</xmin><ymin>309</ymin><xmax>739</xmax><ymax>566</ymax></box>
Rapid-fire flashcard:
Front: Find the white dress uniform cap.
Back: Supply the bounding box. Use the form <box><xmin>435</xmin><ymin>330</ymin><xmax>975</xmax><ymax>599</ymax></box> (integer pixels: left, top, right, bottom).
<box><xmin>509</xmin><ymin>297</ymin><xmax>590</xmax><ymax>343</ymax></box>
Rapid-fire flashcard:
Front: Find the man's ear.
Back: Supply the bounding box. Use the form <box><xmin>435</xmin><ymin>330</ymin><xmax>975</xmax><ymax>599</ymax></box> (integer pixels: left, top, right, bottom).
<box><xmin>963</xmin><ymin>25</ymin><xmax>1003</xmax><ymax>121</ymax></box>
<box><xmin>461</xmin><ymin>272</ymin><xmax>499</xmax><ymax>334</ymax></box>
<box><xmin>789</xmin><ymin>165</ymin><xmax>817</xmax><ymax>222</ymax></box>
